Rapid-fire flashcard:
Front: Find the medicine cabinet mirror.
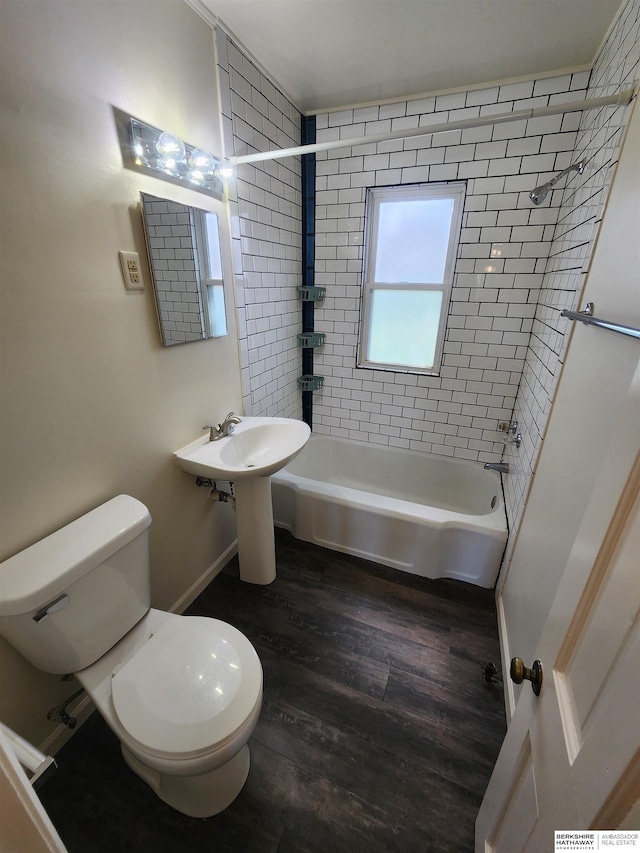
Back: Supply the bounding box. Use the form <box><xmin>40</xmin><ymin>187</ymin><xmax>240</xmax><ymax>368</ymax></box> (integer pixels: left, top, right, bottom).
<box><xmin>140</xmin><ymin>192</ymin><xmax>228</xmax><ymax>347</ymax></box>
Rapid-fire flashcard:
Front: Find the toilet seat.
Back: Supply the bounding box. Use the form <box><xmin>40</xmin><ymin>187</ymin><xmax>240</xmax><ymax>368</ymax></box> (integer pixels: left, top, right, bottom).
<box><xmin>111</xmin><ymin>616</ymin><xmax>262</xmax><ymax>761</ymax></box>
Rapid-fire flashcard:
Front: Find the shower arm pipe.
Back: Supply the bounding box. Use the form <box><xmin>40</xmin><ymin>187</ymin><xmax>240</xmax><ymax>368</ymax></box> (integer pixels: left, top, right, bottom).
<box><xmin>229</xmin><ymin>88</ymin><xmax>635</xmax><ymax>166</ymax></box>
<box><xmin>546</xmin><ymin>160</ymin><xmax>584</xmax><ymax>188</ymax></box>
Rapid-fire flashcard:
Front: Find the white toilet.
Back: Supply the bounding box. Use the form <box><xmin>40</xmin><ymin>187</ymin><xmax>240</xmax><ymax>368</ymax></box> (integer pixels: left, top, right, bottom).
<box><xmin>0</xmin><ymin>495</ymin><xmax>263</xmax><ymax>818</ymax></box>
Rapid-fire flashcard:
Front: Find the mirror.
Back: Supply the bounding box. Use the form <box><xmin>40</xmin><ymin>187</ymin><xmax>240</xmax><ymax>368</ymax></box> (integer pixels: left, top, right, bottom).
<box><xmin>140</xmin><ymin>192</ymin><xmax>228</xmax><ymax>347</ymax></box>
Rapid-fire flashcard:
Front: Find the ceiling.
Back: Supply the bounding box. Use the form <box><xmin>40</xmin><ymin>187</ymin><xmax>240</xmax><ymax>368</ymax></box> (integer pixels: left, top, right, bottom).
<box><xmin>194</xmin><ymin>0</ymin><xmax>624</xmax><ymax>113</ymax></box>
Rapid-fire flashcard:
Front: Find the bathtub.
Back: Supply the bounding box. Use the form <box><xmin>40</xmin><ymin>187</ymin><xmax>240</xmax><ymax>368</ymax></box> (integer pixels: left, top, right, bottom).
<box><xmin>271</xmin><ymin>435</ymin><xmax>507</xmax><ymax>588</ymax></box>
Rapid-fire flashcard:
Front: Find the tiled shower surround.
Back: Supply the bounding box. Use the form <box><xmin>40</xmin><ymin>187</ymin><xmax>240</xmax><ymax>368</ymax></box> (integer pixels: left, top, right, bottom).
<box><xmin>215</xmin><ymin>0</ymin><xmax>639</xmax><ymax>555</ymax></box>
<box><xmin>215</xmin><ymin>29</ymin><xmax>303</xmax><ymax>419</ymax></box>
<box><xmin>312</xmin><ymin>75</ymin><xmax>588</xmax><ymax>462</ymax></box>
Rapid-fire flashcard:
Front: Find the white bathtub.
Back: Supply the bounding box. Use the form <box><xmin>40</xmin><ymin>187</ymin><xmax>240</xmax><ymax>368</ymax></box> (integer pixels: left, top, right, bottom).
<box><xmin>271</xmin><ymin>435</ymin><xmax>507</xmax><ymax>588</ymax></box>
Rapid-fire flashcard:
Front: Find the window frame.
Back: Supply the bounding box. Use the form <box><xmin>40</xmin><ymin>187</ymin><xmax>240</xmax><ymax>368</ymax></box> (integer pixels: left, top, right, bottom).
<box><xmin>358</xmin><ymin>182</ymin><xmax>466</xmax><ymax>376</ymax></box>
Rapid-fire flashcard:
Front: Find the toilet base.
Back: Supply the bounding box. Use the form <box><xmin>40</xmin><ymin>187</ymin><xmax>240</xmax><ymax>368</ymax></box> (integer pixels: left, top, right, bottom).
<box><xmin>121</xmin><ymin>743</ymin><xmax>251</xmax><ymax>818</ymax></box>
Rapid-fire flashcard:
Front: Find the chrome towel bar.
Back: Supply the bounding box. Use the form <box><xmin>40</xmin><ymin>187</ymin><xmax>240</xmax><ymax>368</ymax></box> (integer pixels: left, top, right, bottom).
<box><xmin>560</xmin><ymin>302</ymin><xmax>640</xmax><ymax>341</ymax></box>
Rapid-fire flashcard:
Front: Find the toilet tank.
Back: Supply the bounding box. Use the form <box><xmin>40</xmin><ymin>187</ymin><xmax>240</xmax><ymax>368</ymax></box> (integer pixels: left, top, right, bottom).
<box><xmin>0</xmin><ymin>495</ymin><xmax>152</xmax><ymax>674</ymax></box>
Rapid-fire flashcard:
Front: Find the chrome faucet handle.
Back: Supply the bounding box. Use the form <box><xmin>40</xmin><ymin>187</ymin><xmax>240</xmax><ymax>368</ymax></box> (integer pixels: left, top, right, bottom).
<box><xmin>219</xmin><ymin>412</ymin><xmax>241</xmax><ymax>436</ymax></box>
<box><xmin>203</xmin><ymin>424</ymin><xmax>221</xmax><ymax>441</ymax></box>
<box><xmin>203</xmin><ymin>413</ymin><xmax>241</xmax><ymax>441</ymax></box>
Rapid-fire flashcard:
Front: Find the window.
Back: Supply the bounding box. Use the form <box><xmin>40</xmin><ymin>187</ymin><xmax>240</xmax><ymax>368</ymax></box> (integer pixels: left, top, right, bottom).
<box><xmin>193</xmin><ymin>210</ymin><xmax>228</xmax><ymax>338</ymax></box>
<box><xmin>359</xmin><ymin>183</ymin><xmax>465</xmax><ymax>375</ymax></box>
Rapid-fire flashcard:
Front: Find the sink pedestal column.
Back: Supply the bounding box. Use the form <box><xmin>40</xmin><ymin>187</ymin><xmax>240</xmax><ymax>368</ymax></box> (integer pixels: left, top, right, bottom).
<box><xmin>233</xmin><ymin>477</ymin><xmax>276</xmax><ymax>585</ymax></box>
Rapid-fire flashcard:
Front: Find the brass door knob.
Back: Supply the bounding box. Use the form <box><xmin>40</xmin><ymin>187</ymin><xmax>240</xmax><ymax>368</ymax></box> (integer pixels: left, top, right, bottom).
<box><xmin>510</xmin><ymin>657</ymin><xmax>543</xmax><ymax>696</ymax></box>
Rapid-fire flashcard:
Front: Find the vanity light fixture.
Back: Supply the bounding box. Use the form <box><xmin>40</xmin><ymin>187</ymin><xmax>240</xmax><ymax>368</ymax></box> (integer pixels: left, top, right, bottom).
<box><xmin>128</xmin><ymin>116</ymin><xmax>231</xmax><ymax>198</ymax></box>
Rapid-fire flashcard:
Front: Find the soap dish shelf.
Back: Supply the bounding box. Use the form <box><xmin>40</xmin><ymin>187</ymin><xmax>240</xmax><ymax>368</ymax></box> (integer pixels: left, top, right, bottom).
<box><xmin>297</xmin><ymin>286</ymin><xmax>326</xmax><ymax>302</ymax></box>
<box><xmin>297</xmin><ymin>374</ymin><xmax>324</xmax><ymax>391</ymax></box>
<box><xmin>297</xmin><ymin>332</ymin><xmax>326</xmax><ymax>348</ymax></box>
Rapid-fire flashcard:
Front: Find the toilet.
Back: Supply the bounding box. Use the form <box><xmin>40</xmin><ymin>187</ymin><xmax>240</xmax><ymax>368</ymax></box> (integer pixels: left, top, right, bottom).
<box><xmin>0</xmin><ymin>495</ymin><xmax>263</xmax><ymax>818</ymax></box>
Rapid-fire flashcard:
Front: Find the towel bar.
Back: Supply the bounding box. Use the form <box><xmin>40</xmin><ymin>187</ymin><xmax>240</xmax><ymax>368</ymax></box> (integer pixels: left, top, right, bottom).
<box><xmin>560</xmin><ymin>302</ymin><xmax>640</xmax><ymax>341</ymax></box>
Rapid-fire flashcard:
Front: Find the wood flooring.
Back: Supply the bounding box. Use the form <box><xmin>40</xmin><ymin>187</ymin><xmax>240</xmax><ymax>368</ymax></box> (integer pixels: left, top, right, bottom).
<box><xmin>38</xmin><ymin>530</ymin><xmax>506</xmax><ymax>852</ymax></box>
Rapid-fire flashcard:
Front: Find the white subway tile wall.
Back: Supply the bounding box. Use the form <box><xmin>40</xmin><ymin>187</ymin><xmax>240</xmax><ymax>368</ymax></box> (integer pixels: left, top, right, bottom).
<box><xmin>143</xmin><ymin>197</ymin><xmax>204</xmax><ymax>345</ymax></box>
<box><xmin>312</xmin><ymin>75</ymin><xmax>590</xmax><ymax>460</ymax></box>
<box><xmin>215</xmin><ymin>29</ymin><xmax>303</xmax><ymax>418</ymax></box>
<box><xmin>502</xmin><ymin>0</ymin><xmax>640</xmax><ymax>549</ymax></box>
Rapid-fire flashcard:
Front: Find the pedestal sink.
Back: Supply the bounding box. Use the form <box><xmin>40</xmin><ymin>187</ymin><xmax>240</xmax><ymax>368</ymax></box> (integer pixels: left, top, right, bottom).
<box><xmin>173</xmin><ymin>417</ymin><xmax>310</xmax><ymax>584</ymax></box>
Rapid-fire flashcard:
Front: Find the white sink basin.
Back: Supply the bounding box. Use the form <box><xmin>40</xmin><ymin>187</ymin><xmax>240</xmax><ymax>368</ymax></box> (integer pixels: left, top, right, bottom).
<box><xmin>173</xmin><ymin>417</ymin><xmax>311</xmax><ymax>480</ymax></box>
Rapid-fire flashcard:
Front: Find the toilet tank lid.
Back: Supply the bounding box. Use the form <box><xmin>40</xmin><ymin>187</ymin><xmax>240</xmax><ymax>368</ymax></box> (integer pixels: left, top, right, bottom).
<box><xmin>0</xmin><ymin>495</ymin><xmax>151</xmax><ymax>617</ymax></box>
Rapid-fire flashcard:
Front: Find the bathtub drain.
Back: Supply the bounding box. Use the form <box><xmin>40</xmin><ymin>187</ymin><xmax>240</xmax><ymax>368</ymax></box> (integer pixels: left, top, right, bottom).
<box><xmin>491</xmin><ymin>495</ymin><xmax>497</xmax><ymax>509</ymax></box>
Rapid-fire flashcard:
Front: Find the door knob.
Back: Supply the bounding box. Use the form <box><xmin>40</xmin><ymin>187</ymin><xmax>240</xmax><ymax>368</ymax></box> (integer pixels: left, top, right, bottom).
<box><xmin>510</xmin><ymin>657</ymin><xmax>543</xmax><ymax>696</ymax></box>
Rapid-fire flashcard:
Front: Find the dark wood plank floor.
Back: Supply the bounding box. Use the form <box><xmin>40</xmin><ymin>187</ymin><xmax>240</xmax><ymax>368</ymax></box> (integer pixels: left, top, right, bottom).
<box><xmin>38</xmin><ymin>530</ymin><xmax>506</xmax><ymax>852</ymax></box>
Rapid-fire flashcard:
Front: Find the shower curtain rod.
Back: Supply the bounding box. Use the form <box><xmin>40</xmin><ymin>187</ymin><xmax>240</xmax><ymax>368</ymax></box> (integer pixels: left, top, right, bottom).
<box><xmin>229</xmin><ymin>87</ymin><xmax>635</xmax><ymax>166</ymax></box>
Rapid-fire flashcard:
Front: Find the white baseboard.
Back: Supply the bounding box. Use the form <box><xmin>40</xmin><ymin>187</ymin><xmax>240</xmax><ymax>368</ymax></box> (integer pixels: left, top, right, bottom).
<box><xmin>170</xmin><ymin>539</ymin><xmax>238</xmax><ymax>615</ymax></box>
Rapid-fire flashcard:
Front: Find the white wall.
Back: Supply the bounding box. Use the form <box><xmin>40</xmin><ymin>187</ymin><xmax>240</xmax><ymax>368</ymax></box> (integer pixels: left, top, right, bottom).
<box><xmin>0</xmin><ymin>1</ymin><xmax>243</xmax><ymax>748</ymax></box>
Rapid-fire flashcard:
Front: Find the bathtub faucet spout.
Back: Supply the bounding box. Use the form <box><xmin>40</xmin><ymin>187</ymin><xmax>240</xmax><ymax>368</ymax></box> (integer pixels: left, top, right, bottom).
<box><xmin>484</xmin><ymin>461</ymin><xmax>510</xmax><ymax>474</ymax></box>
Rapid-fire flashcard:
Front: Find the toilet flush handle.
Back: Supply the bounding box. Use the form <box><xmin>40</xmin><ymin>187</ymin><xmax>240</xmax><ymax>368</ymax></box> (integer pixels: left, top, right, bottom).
<box><xmin>33</xmin><ymin>593</ymin><xmax>69</xmax><ymax>623</ymax></box>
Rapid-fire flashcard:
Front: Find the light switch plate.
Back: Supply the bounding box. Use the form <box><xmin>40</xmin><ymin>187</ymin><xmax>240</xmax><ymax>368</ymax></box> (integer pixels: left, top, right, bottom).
<box><xmin>119</xmin><ymin>251</ymin><xmax>144</xmax><ymax>290</ymax></box>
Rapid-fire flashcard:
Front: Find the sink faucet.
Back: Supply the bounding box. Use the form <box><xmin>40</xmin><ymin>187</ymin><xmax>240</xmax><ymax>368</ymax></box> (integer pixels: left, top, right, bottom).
<box><xmin>203</xmin><ymin>412</ymin><xmax>241</xmax><ymax>442</ymax></box>
<box><xmin>484</xmin><ymin>461</ymin><xmax>510</xmax><ymax>474</ymax></box>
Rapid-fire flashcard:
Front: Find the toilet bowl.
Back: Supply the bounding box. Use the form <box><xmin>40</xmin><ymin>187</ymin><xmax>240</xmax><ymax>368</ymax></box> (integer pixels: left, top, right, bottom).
<box><xmin>76</xmin><ymin>608</ymin><xmax>263</xmax><ymax>817</ymax></box>
<box><xmin>0</xmin><ymin>495</ymin><xmax>263</xmax><ymax>818</ymax></box>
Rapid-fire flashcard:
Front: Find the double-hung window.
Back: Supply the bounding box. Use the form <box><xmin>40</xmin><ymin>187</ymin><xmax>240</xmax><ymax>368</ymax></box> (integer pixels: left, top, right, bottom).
<box><xmin>358</xmin><ymin>182</ymin><xmax>465</xmax><ymax>375</ymax></box>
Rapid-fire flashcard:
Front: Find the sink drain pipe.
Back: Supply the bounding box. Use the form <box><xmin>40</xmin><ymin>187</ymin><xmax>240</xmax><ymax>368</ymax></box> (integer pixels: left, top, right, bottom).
<box><xmin>211</xmin><ymin>488</ymin><xmax>236</xmax><ymax>510</ymax></box>
<box><xmin>195</xmin><ymin>477</ymin><xmax>236</xmax><ymax>511</ymax></box>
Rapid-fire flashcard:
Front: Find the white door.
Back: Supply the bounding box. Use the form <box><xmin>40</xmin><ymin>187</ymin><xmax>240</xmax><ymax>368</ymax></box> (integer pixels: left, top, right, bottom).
<box><xmin>476</xmin><ymin>372</ymin><xmax>640</xmax><ymax>850</ymax></box>
<box><xmin>476</xmin><ymin>94</ymin><xmax>640</xmax><ymax>850</ymax></box>
<box><xmin>0</xmin><ymin>727</ymin><xmax>67</xmax><ymax>852</ymax></box>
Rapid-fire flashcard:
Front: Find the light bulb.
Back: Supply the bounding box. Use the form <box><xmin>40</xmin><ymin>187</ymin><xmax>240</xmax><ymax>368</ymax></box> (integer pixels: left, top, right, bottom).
<box><xmin>187</xmin><ymin>148</ymin><xmax>216</xmax><ymax>172</ymax></box>
<box><xmin>155</xmin><ymin>131</ymin><xmax>185</xmax><ymax>161</ymax></box>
